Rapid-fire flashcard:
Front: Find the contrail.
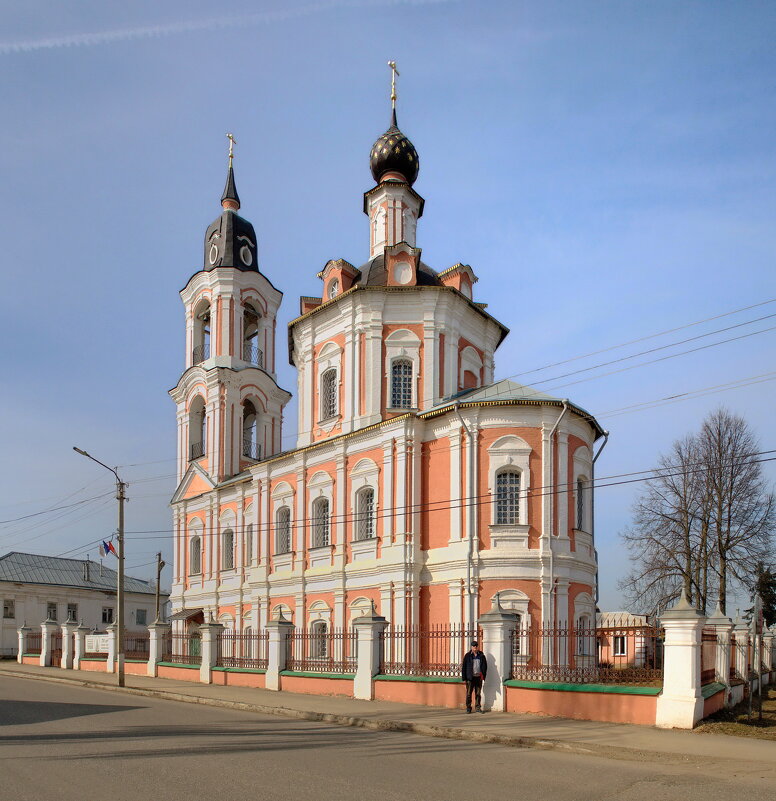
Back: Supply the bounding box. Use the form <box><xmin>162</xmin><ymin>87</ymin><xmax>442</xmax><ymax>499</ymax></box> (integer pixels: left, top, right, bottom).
<box><xmin>0</xmin><ymin>0</ymin><xmax>461</xmax><ymax>55</ymax></box>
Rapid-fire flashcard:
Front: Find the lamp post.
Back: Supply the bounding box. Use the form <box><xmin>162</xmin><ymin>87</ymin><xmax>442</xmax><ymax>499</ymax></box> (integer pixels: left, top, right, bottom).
<box><xmin>155</xmin><ymin>551</ymin><xmax>166</xmax><ymax>622</ymax></box>
<box><xmin>73</xmin><ymin>447</ymin><xmax>126</xmax><ymax>687</ymax></box>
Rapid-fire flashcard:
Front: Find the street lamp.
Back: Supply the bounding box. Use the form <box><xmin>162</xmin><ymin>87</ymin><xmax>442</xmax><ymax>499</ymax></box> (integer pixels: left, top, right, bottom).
<box><xmin>73</xmin><ymin>446</ymin><xmax>126</xmax><ymax>688</ymax></box>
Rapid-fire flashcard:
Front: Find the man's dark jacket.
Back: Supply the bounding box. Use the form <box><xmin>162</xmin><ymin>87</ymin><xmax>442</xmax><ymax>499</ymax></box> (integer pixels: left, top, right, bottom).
<box><xmin>461</xmin><ymin>650</ymin><xmax>488</xmax><ymax>681</ymax></box>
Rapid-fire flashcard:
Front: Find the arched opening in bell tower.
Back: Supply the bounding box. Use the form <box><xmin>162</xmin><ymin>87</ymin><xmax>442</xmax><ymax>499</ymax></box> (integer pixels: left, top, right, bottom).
<box><xmin>188</xmin><ymin>396</ymin><xmax>206</xmax><ymax>461</ymax></box>
<box><xmin>242</xmin><ymin>303</ymin><xmax>263</xmax><ymax>367</ymax></box>
<box><xmin>192</xmin><ymin>300</ymin><xmax>211</xmax><ymax>365</ymax></box>
<box><xmin>242</xmin><ymin>400</ymin><xmax>260</xmax><ymax>461</ymax></box>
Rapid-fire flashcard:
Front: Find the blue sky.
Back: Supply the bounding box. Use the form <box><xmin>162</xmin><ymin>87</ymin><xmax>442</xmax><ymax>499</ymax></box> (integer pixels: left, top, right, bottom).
<box><xmin>1</xmin><ymin>0</ymin><xmax>774</xmax><ymax>611</ymax></box>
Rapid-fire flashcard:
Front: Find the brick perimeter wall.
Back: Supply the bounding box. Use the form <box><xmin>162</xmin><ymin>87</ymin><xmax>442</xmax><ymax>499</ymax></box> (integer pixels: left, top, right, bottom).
<box><xmin>279</xmin><ymin>675</ymin><xmax>353</xmax><ymax>697</ymax></box>
<box><xmin>374</xmin><ymin>680</ymin><xmax>463</xmax><ymax>709</ymax></box>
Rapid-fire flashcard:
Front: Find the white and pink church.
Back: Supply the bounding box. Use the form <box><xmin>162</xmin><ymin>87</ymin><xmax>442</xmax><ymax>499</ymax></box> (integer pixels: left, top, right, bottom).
<box><xmin>168</xmin><ymin>100</ymin><xmax>605</xmax><ymax>637</ymax></box>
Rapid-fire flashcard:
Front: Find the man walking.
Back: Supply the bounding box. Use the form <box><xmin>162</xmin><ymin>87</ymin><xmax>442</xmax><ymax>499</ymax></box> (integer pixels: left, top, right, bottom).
<box><xmin>461</xmin><ymin>640</ymin><xmax>487</xmax><ymax>713</ymax></box>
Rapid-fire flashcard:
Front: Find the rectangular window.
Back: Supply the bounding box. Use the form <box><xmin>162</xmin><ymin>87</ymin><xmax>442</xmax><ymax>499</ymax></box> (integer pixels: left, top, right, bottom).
<box><xmin>3</xmin><ymin>599</ymin><xmax>14</xmax><ymax>619</ymax></box>
<box><xmin>47</xmin><ymin>602</ymin><xmax>58</xmax><ymax>621</ymax></box>
<box><xmin>67</xmin><ymin>603</ymin><xmax>78</xmax><ymax>622</ymax></box>
<box><xmin>613</xmin><ymin>635</ymin><xmax>627</xmax><ymax>657</ymax></box>
<box><xmin>136</xmin><ymin>609</ymin><xmax>147</xmax><ymax>626</ymax></box>
<box><xmin>102</xmin><ymin>607</ymin><xmax>114</xmax><ymax>625</ymax></box>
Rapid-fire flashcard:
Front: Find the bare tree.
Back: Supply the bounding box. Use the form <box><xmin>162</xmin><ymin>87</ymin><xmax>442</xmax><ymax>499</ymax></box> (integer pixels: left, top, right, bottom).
<box><xmin>620</xmin><ymin>408</ymin><xmax>773</xmax><ymax>616</ymax></box>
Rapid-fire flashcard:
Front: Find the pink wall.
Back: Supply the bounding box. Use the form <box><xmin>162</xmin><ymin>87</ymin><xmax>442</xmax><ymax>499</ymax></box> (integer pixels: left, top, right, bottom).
<box><xmin>279</xmin><ymin>674</ymin><xmax>353</xmax><ymax>697</ymax></box>
<box><xmin>374</xmin><ymin>680</ymin><xmax>463</xmax><ymax>709</ymax></box>
<box><xmin>124</xmin><ymin>661</ymin><xmax>147</xmax><ymax>675</ymax></box>
<box><xmin>77</xmin><ymin>659</ymin><xmax>108</xmax><ymax>672</ymax></box>
<box><xmin>212</xmin><ymin>670</ymin><xmax>266</xmax><ymax>689</ymax></box>
<box><xmin>703</xmin><ymin>688</ymin><xmax>726</xmax><ymax>718</ymax></box>
<box><xmin>158</xmin><ymin>664</ymin><xmax>200</xmax><ymax>682</ymax></box>
<box><xmin>505</xmin><ymin>685</ymin><xmax>657</xmax><ymax>725</ymax></box>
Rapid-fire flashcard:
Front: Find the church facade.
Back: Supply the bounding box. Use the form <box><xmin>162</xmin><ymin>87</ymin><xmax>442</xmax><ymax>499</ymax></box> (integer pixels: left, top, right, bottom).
<box><xmin>168</xmin><ymin>101</ymin><xmax>604</xmax><ymax>637</ymax></box>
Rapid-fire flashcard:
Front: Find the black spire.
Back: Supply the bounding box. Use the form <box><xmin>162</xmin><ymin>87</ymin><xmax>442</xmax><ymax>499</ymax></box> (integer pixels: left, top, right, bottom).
<box><xmin>221</xmin><ymin>164</ymin><xmax>240</xmax><ymax>209</ymax></box>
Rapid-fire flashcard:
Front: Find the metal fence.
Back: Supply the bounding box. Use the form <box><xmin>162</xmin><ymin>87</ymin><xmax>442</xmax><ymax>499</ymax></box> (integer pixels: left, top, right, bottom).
<box><xmin>511</xmin><ymin>621</ymin><xmax>664</xmax><ymax>685</ymax></box>
<box><xmin>25</xmin><ymin>632</ymin><xmax>42</xmax><ymax>655</ymax></box>
<box><xmin>381</xmin><ymin>624</ymin><xmax>481</xmax><ymax>679</ymax></box>
<box><xmin>286</xmin><ymin>626</ymin><xmax>358</xmax><ymax>674</ymax></box>
<box><xmin>161</xmin><ymin>632</ymin><xmax>202</xmax><ymax>666</ymax></box>
<box><xmin>123</xmin><ymin>632</ymin><xmax>150</xmax><ymax>660</ymax></box>
<box><xmin>701</xmin><ymin>628</ymin><xmax>718</xmax><ymax>685</ymax></box>
<box><xmin>51</xmin><ymin>633</ymin><xmax>63</xmax><ymax>666</ymax></box>
<box><xmin>216</xmin><ymin>630</ymin><xmax>269</xmax><ymax>670</ymax></box>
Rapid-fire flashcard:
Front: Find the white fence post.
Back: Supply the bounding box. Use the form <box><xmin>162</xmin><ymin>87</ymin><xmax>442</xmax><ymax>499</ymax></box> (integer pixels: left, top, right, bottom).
<box><xmin>478</xmin><ymin>595</ymin><xmax>519</xmax><ymax>712</ymax></box>
<box><xmin>705</xmin><ymin>602</ymin><xmax>733</xmax><ymax>703</ymax></box>
<box><xmin>73</xmin><ymin>622</ymin><xmax>89</xmax><ymax>670</ymax></box>
<box><xmin>60</xmin><ymin>621</ymin><xmax>76</xmax><ymax>670</ymax></box>
<box><xmin>16</xmin><ymin>625</ymin><xmax>30</xmax><ymax>664</ymax></box>
<box><xmin>655</xmin><ymin>591</ymin><xmax>706</xmax><ymax>729</ymax></box>
<box><xmin>198</xmin><ymin>621</ymin><xmax>223</xmax><ymax>684</ymax></box>
<box><xmin>40</xmin><ymin>619</ymin><xmax>57</xmax><ymax>668</ymax></box>
<box><xmin>353</xmin><ymin>603</ymin><xmax>389</xmax><ymax>700</ymax></box>
<box><xmin>265</xmin><ymin>612</ymin><xmax>293</xmax><ymax>691</ymax></box>
<box><xmin>106</xmin><ymin>623</ymin><xmax>117</xmax><ymax>673</ymax></box>
<box><xmin>147</xmin><ymin>620</ymin><xmax>171</xmax><ymax>677</ymax></box>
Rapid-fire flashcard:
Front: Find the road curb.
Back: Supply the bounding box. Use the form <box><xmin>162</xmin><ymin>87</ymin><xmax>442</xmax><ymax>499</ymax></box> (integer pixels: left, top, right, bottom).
<box><xmin>0</xmin><ymin>667</ymin><xmax>706</xmax><ymax>765</ymax></box>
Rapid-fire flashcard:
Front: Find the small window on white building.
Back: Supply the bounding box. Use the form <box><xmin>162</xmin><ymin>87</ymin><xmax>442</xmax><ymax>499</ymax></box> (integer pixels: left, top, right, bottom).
<box><xmin>355</xmin><ymin>488</ymin><xmax>375</xmax><ymax>541</ymax></box>
<box><xmin>47</xmin><ymin>602</ymin><xmax>57</xmax><ymax>621</ymax></box>
<box><xmin>390</xmin><ymin>359</ymin><xmax>413</xmax><ymax>409</ymax></box>
<box><xmin>3</xmin><ymin>599</ymin><xmax>14</xmax><ymax>619</ymax></box>
<box><xmin>222</xmin><ymin>529</ymin><xmax>235</xmax><ymax>570</ymax></box>
<box><xmin>67</xmin><ymin>603</ymin><xmax>78</xmax><ymax>622</ymax></box>
<box><xmin>102</xmin><ymin>607</ymin><xmax>114</xmax><ymax>625</ymax></box>
<box><xmin>320</xmin><ymin>368</ymin><xmax>338</xmax><ymax>420</ymax></box>
<box><xmin>495</xmin><ymin>469</ymin><xmax>520</xmax><ymax>525</ymax></box>
<box><xmin>276</xmin><ymin>506</ymin><xmax>291</xmax><ymax>554</ymax></box>
<box><xmin>136</xmin><ymin>609</ymin><xmax>147</xmax><ymax>626</ymax></box>
<box><xmin>312</xmin><ymin>497</ymin><xmax>330</xmax><ymax>548</ymax></box>
<box><xmin>190</xmin><ymin>536</ymin><xmax>202</xmax><ymax>575</ymax></box>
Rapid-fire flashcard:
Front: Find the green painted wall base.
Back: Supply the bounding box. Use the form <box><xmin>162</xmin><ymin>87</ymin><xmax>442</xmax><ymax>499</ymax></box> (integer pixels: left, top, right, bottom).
<box><xmin>375</xmin><ymin>675</ymin><xmax>461</xmax><ymax>684</ymax></box>
<box><xmin>701</xmin><ymin>682</ymin><xmax>726</xmax><ymax>699</ymax></box>
<box><xmin>213</xmin><ymin>666</ymin><xmax>266</xmax><ymax>674</ymax></box>
<box><xmin>158</xmin><ymin>662</ymin><xmax>199</xmax><ymax>669</ymax></box>
<box><xmin>504</xmin><ymin>679</ymin><xmax>662</xmax><ymax>696</ymax></box>
<box><xmin>280</xmin><ymin>670</ymin><xmax>354</xmax><ymax>680</ymax></box>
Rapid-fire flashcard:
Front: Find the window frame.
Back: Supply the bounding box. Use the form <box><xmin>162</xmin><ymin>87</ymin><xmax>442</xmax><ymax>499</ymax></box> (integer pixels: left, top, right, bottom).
<box><xmin>222</xmin><ymin>528</ymin><xmax>235</xmax><ymax>570</ymax></box>
<box><xmin>495</xmin><ymin>468</ymin><xmax>521</xmax><ymax>526</ymax></box>
<box><xmin>46</xmin><ymin>602</ymin><xmax>58</xmax><ymax>622</ymax></box>
<box><xmin>66</xmin><ymin>603</ymin><xmax>78</xmax><ymax>622</ymax></box>
<box><xmin>389</xmin><ymin>357</ymin><xmax>414</xmax><ymax>409</ymax></box>
<box><xmin>613</xmin><ymin>635</ymin><xmax>627</xmax><ymax>658</ymax></box>
<box><xmin>311</xmin><ymin>497</ymin><xmax>330</xmax><ymax>549</ymax></box>
<box><xmin>319</xmin><ymin>367</ymin><xmax>338</xmax><ymax>421</ymax></box>
<box><xmin>3</xmin><ymin>599</ymin><xmax>14</xmax><ymax>619</ymax></box>
<box><xmin>355</xmin><ymin>487</ymin><xmax>375</xmax><ymax>542</ymax></box>
<box><xmin>102</xmin><ymin>607</ymin><xmax>114</xmax><ymax>625</ymax></box>
<box><xmin>275</xmin><ymin>506</ymin><xmax>292</xmax><ymax>554</ymax></box>
<box><xmin>189</xmin><ymin>535</ymin><xmax>202</xmax><ymax>575</ymax></box>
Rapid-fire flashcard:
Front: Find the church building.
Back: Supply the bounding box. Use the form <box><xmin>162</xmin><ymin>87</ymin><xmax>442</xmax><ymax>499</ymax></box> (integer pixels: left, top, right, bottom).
<box><xmin>169</xmin><ymin>82</ymin><xmax>604</xmax><ymax>638</ymax></box>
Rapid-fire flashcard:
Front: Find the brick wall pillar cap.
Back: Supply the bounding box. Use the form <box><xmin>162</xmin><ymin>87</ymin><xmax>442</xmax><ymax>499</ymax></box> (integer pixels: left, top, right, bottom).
<box><xmin>705</xmin><ymin>601</ymin><xmax>733</xmax><ymax>628</ymax></box>
<box><xmin>660</xmin><ymin>589</ymin><xmax>704</xmax><ymax>622</ymax></box>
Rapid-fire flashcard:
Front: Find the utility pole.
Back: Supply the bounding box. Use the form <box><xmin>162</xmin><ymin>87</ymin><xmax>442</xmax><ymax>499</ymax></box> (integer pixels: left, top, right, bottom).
<box><xmin>73</xmin><ymin>447</ymin><xmax>126</xmax><ymax>688</ymax></box>
<box><xmin>155</xmin><ymin>552</ymin><xmax>166</xmax><ymax>622</ymax></box>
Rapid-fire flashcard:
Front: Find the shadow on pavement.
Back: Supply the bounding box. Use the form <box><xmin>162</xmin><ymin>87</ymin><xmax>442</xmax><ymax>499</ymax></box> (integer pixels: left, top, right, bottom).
<box><xmin>0</xmin><ymin>699</ymin><xmax>144</xmax><ymax>727</ymax></box>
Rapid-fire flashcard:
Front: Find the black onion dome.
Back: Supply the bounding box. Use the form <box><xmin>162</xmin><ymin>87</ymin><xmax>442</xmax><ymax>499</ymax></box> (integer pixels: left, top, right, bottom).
<box><xmin>369</xmin><ymin>110</ymin><xmax>419</xmax><ymax>186</ymax></box>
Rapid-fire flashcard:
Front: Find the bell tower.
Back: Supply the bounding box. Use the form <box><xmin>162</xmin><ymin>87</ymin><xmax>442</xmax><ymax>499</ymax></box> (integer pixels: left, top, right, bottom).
<box><xmin>170</xmin><ymin>136</ymin><xmax>291</xmax><ymax>483</ymax></box>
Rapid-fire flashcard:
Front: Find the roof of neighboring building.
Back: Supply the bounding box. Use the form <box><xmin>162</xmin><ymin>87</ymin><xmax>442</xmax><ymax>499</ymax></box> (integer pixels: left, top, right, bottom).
<box><xmin>0</xmin><ymin>552</ymin><xmax>161</xmax><ymax>595</ymax></box>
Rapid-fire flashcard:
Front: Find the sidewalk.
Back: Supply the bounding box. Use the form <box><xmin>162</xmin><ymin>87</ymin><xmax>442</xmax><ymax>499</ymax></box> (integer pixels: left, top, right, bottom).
<box><xmin>2</xmin><ymin>661</ymin><xmax>774</xmax><ymax>770</ymax></box>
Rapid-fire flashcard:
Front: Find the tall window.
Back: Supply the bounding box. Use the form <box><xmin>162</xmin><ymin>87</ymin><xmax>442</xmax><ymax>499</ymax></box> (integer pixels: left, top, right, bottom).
<box><xmin>242</xmin><ymin>400</ymin><xmax>260</xmax><ymax>461</ymax></box>
<box><xmin>312</xmin><ymin>498</ymin><xmax>330</xmax><ymax>548</ymax></box>
<box><xmin>355</xmin><ymin>488</ymin><xmax>375</xmax><ymax>541</ymax></box>
<box><xmin>390</xmin><ymin>359</ymin><xmax>413</xmax><ymax>409</ymax></box>
<box><xmin>47</xmin><ymin>602</ymin><xmax>57</xmax><ymax>621</ymax></box>
<box><xmin>136</xmin><ymin>609</ymin><xmax>147</xmax><ymax>626</ymax></box>
<box><xmin>102</xmin><ymin>607</ymin><xmax>114</xmax><ymax>625</ymax></box>
<box><xmin>245</xmin><ymin>523</ymin><xmax>253</xmax><ymax>565</ymax></box>
<box><xmin>190</xmin><ymin>536</ymin><xmax>201</xmax><ymax>575</ymax></box>
<box><xmin>320</xmin><ymin>369</ymin><xmax>338</xmax><ymax>419</ymax></box>
<box><xmin>222</xmin><ymin>529</ymin><xmax>235</xmax><ymax>570</ymax></box>
<box><xmin>193</xmin><ymin>301</ymin><xmax>211</xmax><ymax>364</ymax></box>
<box><xmin>189</xmin><ymin>396</ymin><xmax>206</xmax><ymax>461</ymax></box>
<box><xmin>328</xmin><ymin>278</ymin><xmax>339</xmax><ymax>299</ymax></box>
<box><xmin>242</xmin><ymin>303</ymin><xmax>263</xmax><ymax>367</ymax></box>
<box><xmin>276</xmin><ymin>506</ymin><xmax>291</xmax><ymax>554</ymax></box>
<box><xmin>311</xmin><ymin>620</ymin><xmax>328</xmax><ymax>658</ymax></box>
<box><xmin>3</xmin><ymin>599</ymin><xmax>15</xmax><ymax>619</ymax></box>
<box><xmin>495</xmin><ymin>469</ymin><xmax>520</xmax><ymax>525</ymax></box>
<box><xmin>576</xmin><ymin>478</ymin><xmax>585</xmax><ymax>531</ymax></box>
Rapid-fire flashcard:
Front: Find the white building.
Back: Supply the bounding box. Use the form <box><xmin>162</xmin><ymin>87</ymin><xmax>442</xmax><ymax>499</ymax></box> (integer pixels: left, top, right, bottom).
<box><xmin>0</xmin><ymin>552</ymin><xmax>167</xmax><ymax>655</ymax></box>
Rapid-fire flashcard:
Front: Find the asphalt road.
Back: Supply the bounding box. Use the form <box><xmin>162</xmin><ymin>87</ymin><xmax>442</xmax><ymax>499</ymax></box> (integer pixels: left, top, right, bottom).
<box><xmin>0</xmin><ymin>676</ymin><xmax>773</xmax><ymax>801</ymax></box>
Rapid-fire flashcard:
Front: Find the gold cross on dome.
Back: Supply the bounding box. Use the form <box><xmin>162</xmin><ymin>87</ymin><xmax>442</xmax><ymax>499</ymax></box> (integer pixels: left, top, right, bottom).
<box><xmin>226</xmin><ymin>132</ymin><xmax>237</xmax><ymax>166</ymax></box>
<box><xmin>388</xmin><ymin>60</ymin><xmax>399</xmax><ymax>109</ymax></box>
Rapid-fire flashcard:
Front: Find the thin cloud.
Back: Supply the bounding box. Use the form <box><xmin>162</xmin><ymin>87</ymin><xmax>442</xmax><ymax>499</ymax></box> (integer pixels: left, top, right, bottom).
<box><xmin>0</xmin><ymin>0</ymin><xmax>461</xmax><ymax>55</ymax></box>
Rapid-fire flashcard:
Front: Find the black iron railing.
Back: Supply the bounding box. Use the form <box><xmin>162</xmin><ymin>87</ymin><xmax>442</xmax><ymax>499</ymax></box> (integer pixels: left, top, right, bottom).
<box><xmin>161</xmin><ymin>632</ymin><xmax>202</xmax><ymax>666</ymax></box>
<box><xmin>189</xmin><ymin>441</ymin><xmax>205</xmax><ymax>460</ymax></box>
<box><xmin>242</xmin><ymin>342</ymin><xmax>264</xmax><ymax>368</ymax></box>
<box><xmin>242</xmin><ymin>437</ymin><xmax>261</xmax><ymax>461</ymax></box>
<box><xmin>216</xmin><ymin>631</ymin><xmax>269</xmax><ymax>670</ymax></box>
<box><xmin>192</xmin><ymin>343</ymin><xmax>210</xmax><ymax>364</ymax></box>
<box><xmin>287</xmin><ymin>627</ymin><xmax>357</xmax><ymax>674</ymax></box>
<box><xmin>123</xmin><ymin>633</ymin><xmax>150</xmax><ymax>660</ymax></box>
<box><xmin>381</xmin><ymin>625</ymin><xmax>481</xmax><ymax>679</ymax></box>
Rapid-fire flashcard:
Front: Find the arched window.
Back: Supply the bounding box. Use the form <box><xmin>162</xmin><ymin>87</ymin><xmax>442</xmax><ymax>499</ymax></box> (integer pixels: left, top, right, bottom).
<box><xmin>576</xmin><ymin>478</ymin><xmax>586</xmax><ymax>531</ymax></box>
<box><xmin>576</xmin><ymin>615</ymin><xmax>593</xmax><ymax>655</ymax></box>
<box><xmin>495</xmin><ymin>469</ymin><xmax>520</xmax><ymax>525</ymax></box>
<box><xmin>328</xmin><ymin>278</ymin><xmax>339</xmax><ymax>300</ymax></box>
<box><xmin>311</xmin><ymin>498</ymin><xmax>330</xmax><ymax>548</ymax></box>
<box><xmin>311</xmin><ymin>620</ymin><xmax>328</xmax><ymax>659</ymax></box>
<box><xmin>189</xmin><ymin>536</ymin><xmax>201</xmax><ymax>575</ymax></box>
<box><xmin>188</xmin><ymin>396</ymin><xmax>206</xmax><ymax>461</ymax></box>
<box><xmin>192</xmin><ymin>301</ymin><xmax>211</xmax><ymax>364</ymax></box>
<box><xmin>222</xmin><ymin>529</ymin><xmax>234</xmax><ymax>570</ymax></box>
<box><xmin>242</xmin><ymin>400</ymin><xmax>260</xmax><ymax>461</ymax></box>
<box><xmin>245</xmin><ymin>523</ymin><xmax>253</xmax><ymax>565</ymax></box>
<box><xmin>320</xmin><ymin>368</ymin><xmax>338</xmax><ymax>420</ymax></box>
<box><xmin>242</xmin><ymin>303</ymin><xmax>263</xmax><ymax>367</ymax></box>
<box><xmin>275</xmin><ymin>506</ymin><xmax>291</xmax><ymax>554</ymax></box>
<box><xmin>355</xmin><ymin>487</ymin><xmax>375</xmax><ymax>541</ymax></box>
<box><xmin>390</xmin><ymin>358</ymin><xmax>413</xmax><ymax>409</ymax></box>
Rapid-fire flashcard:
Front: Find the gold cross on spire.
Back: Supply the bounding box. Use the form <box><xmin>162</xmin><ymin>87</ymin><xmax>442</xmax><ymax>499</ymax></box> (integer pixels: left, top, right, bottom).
<box><xmin>388</xmin><ymin>60</ymin><xmax>399</xmax><ymax>109</ymax></box>
<box><xmin>226</xmin><ymin>132</ymin><xmax>237</xmax><ymax>167</ymax></box>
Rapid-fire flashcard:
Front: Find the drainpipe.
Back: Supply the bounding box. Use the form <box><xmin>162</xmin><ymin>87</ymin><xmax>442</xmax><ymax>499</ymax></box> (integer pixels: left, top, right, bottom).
<box><xmin>454</xmin><ymin>402</ymin><xmax>477</xmax><ymax>628</ymax></box>
<box><xmin>591</xmin><ymin>430</ymin><xmax>609</xmax><ymax>605</ymax></box>
<box><xmin>544</xmin><ymin>400</ymin><xmax>569</xmax><ymax>625</ymax></box>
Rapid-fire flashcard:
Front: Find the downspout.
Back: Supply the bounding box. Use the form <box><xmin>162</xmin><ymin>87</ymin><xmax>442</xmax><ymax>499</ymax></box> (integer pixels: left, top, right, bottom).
<box><xmin>545</xmin><ymin>400</ymin><xmax>569</xmax><ymax>626</ymax></box>
<box><xmin>454</xmin><ymin>402</ymin><xmax>477</xmax><ymax>628</ymax></box>
<box><xmin>591</xmin><ymin>430</ymin><xmax>609</xmax><ymax>605</ymax></box>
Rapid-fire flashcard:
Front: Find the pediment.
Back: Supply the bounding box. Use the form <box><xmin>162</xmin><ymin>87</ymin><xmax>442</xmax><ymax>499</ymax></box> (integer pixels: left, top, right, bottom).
<box><xmin>171</xmin><ymin>462</ymin><xmax>216</xmax><ymax>504</ymax></box>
